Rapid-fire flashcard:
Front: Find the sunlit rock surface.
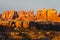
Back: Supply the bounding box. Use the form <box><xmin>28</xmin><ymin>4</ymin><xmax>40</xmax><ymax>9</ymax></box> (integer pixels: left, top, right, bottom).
<box><xmin>0</xmin><ymin>8</ymin><xmax>60</xmax><ymax>40</ymax></box>
<box><xmin>0</xmin><ymin>8</ymin><xmax>60</xmax><ymax>22</ymax></box>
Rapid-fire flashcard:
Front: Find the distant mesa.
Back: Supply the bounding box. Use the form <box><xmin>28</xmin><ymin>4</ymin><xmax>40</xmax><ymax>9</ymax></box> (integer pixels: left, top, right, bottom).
<box><xmin>0</xmin><ymin>8</ymin><xmax>60</xmax><ymax>22</ymax></box>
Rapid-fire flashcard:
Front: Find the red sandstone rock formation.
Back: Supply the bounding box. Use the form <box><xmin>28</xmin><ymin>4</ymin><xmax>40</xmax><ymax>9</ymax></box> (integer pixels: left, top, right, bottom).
<box><xmin>17</xmin><ymin>10</ymin><xmax>25</xmax><ymax>21</ymax></box>
<box><xmin>0</xmin><ymin>9</ymin><xmax>60</xmax><ymax>22</ymax></box>
<box><xmin>35</xmin><ymin>8</ymin><xmax>47</xmax><ymax>21</ymax></box>
<box><xmin>23</xmin><ymin>10</ymin><xmax>35</xmax><ymax>21</ymax></box>
<box><xmin>8</xmin><ymin>10</ymin><xmax>18</xmax><ymax>21</ymax></box>
<box><xmin>47</xmin><ymin>8</ymin><xmax>60</xmax><ymax>22</ymax></box>
<box><xmin>1</xmin><ymin>10</ymin><xmax>9</xmax><ymax>21</ymax></box>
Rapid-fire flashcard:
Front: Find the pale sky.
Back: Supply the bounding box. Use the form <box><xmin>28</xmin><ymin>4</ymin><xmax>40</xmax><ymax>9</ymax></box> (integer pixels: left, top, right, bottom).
<box><xmin>0</xmin><ymin>0</ymin><xmax>60</xmax><ymax>14</ymax></box>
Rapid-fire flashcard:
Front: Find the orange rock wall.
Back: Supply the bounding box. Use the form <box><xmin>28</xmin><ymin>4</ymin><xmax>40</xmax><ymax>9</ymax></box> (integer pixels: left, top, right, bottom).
<box><xmin>1</xmin><ymin>8</ymin><xmax>60</xmax><ymax>22</ymax></box>
<box><xmin>35</xmin><ymin>8</ymin><xmax>47</xmax><ymax>21</ymax></box>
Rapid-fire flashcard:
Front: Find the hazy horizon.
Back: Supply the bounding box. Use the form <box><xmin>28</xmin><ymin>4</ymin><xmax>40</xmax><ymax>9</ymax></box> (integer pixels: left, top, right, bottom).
<box><xmin>0</xmin><ymin>0</ymin><xmax>60</xmax><ymax>14</ymax></box>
